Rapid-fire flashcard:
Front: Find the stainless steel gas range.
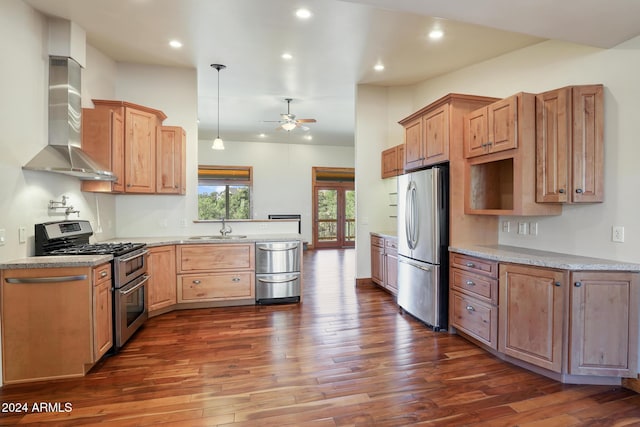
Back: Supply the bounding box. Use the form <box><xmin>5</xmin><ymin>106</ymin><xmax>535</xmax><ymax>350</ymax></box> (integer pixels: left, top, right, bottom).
<box><xmin>35</xmin><ymin>220</ymin><xmax>149</xmax><ymax>352</ymax></box>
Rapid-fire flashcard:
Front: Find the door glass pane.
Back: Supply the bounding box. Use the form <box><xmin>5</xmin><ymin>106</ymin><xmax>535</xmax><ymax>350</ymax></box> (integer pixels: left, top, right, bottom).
<box><xmin>318</xmin><ymin>189</ymin><xmax>338</xmax><ymax>242</ymax></box>
<box><xmin>345</xmin><ymin>189</ymin><xmax>356</xmax><ymax>243</ymax></box>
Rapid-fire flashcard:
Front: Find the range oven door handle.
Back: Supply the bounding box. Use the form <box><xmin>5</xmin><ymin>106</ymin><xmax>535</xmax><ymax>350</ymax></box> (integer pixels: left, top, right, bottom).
<box><xmin>5</xmin><ymin>275</ymin><xmax>88</xmax><ymax>284</ymax></box>
<box><xmin>119</xmin><ymin>275</ymin><xmax>150</xmax><ymax>296</ymax></box>
<box><xmin>257</xmin><ymin>276</ymin><xmax>299</xmax><ymax>284</ymax></box>
<box><xmin>118</xmin><ymin>249</ymin><xmax>149</xmax><ymax>263</ymax></box>
<box><xmin>257</xmin><ymin>244</ymin><xmax>299</xmax><ymax>252</ymax></box>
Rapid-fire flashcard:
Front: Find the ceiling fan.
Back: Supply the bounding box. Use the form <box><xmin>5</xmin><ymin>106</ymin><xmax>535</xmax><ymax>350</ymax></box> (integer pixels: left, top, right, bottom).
<box><xmin>267</xmin><ymin>98</ymin><xmax>317</xmax><ymax>131</ymax></box>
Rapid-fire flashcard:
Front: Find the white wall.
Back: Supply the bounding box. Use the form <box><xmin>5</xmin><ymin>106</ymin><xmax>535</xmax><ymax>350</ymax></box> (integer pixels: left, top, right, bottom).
<box><xmin>198</xmin><ymin>139</ymin><xmax>355</xmax><ymax>243</ymax></box>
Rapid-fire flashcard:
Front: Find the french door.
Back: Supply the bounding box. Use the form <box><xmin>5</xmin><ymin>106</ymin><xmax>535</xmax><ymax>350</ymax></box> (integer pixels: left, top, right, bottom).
<box><xmin>313</xmin><ymin>183</ymin><xmax>355</xmax><ymax>248</ymax></box>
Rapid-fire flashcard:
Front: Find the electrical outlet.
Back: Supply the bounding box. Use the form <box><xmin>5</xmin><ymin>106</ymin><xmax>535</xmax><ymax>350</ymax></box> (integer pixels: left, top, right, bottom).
<box><xmin>0</xmin><ymin>228</ymin><xmax>5</xmax><ymax>246</ymax></box>
<box><xmin>529</xmin><ymin>222</ymin><xmax>538</xmax><ymax>236</ymax></box>
<box><xmin>612</xmin><ymin>226</ymin><xmax>625</xmax><ymax>243</ymax></box>
<box><xmin>501</xmin><ymin>221</ymin><xmax>510</xmax><ymax>232</ymax></box>
<box><xmin>180</xmin><ymin>218</ymin><xmax>188</xmax><ymax>227</ymax></box>
<box><xmin>517</xmin><ymin>222</ymin><xmax>528</xmax><ymax>235</ymax></box>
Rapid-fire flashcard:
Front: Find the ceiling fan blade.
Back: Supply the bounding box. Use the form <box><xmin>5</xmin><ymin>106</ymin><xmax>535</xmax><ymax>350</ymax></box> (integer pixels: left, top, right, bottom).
<box><xmin>296</xmin><ymin>119</ymin><xmax>316</xmax><ymax>123</ymax></box>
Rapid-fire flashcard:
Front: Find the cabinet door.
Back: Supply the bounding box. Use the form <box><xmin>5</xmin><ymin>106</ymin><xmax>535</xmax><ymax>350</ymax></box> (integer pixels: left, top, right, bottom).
<box><xmin>371</xmin><ymin>242</ymin><xmax>385</xmax><ymax>285</ymax></box>
<box><xmin>536</xmin><ymin>88</ymin><xmax>571</xmax><ymax>203</ymax></box>
<box><xmin>158</xmin><ymin>126</ymin><xmax>185</xmax><ymax>194</ymax></box>
<box><xmin>381</xmin><ymin>146</ymin><xmax>399</xmax><ymax>179</ymax></box>
<box><xmin>423</xmin><ymin>104</ymin><xmax>449</xmax><ymax>165</ymax></box>
<box><xmin>148</xmin><ymin>245</ymin><xmax>177</xmax><ymax>313</ymax></box>
<box><xmin>384</xmin><ymin>239</ymin><xmax>398</xmax><ymax>295</ymax></box>
<box><xmin>93</xmin><ymin>278</ymin><xmax>113</xmax><ymax>360</ymax></box>
<box><xmin>488</xmin><ymin>95</ymin><xmax>517</xmax><ymax>153</ymax></box>
<box><xmin>499</xmin><ymin>264</ymin><xmax>565</xmax><ymax>372</ymax></box>
<box><xmin>81</xmin><ymin>109</ymin><xmax>125</xmax><ymax>193</ymax></box>
<box><xmin>125</xmin><ymin>108</ymin><xmax>157</xmax><ymax>193</ymax></box>
<box><xmin>463</xmin><ymin>107</ymin><xmax>488</xmax><ymax>158</ymax></box>
<box><xmin>403</xmin><ymin>117</ymin><xmax>423</xmax><ymax>170</ymax></box>
<box><xmin>569</xmin><ymin>272</ymin><xmax>638</xmax><ymax>377</ymax></box>
<box><xmin>572</xmin><ymin>85</ymin><xmax>604</xmax><ymax>203</ymax></box>
<box><xmin>396</xmin><ymin>145</ymin><xmax>404</xmax><ymax>175</ymax></box>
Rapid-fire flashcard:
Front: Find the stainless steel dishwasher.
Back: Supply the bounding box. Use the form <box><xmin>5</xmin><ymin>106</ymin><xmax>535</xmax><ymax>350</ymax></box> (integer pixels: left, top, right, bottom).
<box><xmin>255</xmin><ymin>241</ymin><xmax>302</xmax><ymax>304</ymax></box>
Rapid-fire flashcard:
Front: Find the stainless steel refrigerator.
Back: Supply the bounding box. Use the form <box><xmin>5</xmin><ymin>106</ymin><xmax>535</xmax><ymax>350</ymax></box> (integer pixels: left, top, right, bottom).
<box><xmin>397</xmin><ymin>165</ymin><xmax>449</xmax><ymax>330</ymax></box>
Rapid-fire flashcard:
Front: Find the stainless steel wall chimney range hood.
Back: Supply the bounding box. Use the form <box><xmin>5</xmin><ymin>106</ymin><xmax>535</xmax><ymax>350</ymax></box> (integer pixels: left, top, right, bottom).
<box><xmin>23</xmin><ymin>19</ymin><xmax>116</xmax><ymax>181</ymax></box>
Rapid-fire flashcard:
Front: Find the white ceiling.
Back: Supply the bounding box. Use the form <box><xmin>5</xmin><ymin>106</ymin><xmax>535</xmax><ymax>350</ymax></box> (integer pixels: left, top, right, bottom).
<box><xmin>23</xmin><ymin>0</ymin><xmax>640</xmax><ymax>147</ymax></box>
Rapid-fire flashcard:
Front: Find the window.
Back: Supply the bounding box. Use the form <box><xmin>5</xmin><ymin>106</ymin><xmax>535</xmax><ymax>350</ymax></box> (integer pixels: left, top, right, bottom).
<box><xmin>198</xmin><ymin>166</ymin><xmax>252</xmax><ymax>220</ymax></box>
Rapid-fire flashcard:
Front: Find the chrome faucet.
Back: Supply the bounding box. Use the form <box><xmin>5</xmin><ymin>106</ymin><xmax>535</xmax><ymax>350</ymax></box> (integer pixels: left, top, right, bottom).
<box><xmin>220</xmin><ymin>217</ymin><xmax>232</xmax><ymax>236</ymax></box>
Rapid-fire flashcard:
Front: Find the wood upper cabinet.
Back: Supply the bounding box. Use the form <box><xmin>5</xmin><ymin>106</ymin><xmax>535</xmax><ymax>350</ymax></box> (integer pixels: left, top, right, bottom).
<box><xmin>402</xmin><ymin>104</ymin><xmax>450</xmax><ymax>170</ymax></box>
<box><xmin>81</xmin><ymin>109</ymin><xmax>125</xmax><ymax>193</ymax></box>
<box><xmin>464</xmin><ymin>94</ymin><xmax>517</xmax><ymax>158</ymax></box>
<box><xmin>569</xmin><ymin>271</ymin><xmax>638</xmax><ymax>377</ymax></box>
<box><xmin>499</xmin><ymin>264</ymin><xmax>566</xmax><ymax>373</ymax></box>
<box><xmin>158</xmin><ymin>126</ymin><xmax>186</xmax><ymax>194</ymax></box>
<box><xmin>536</xmin><ymin>84</ymin><xmax>604</xmax><ymax>203</ymax></box>
<box><xmin>148</xmin><ymin>245</ymin><xmax>177</xmax><ymax>314</ymax></box>
<box><xmin>81</xmin><ymin>100</ymin><xmax>169</xmax><ymax>194</ymax></box>
<box><xmin>403</xmin><ymin>116</ymin><xmax>424</xmax><ymax>170</ymax></box>
<box><xmin>381</xmin><ymin>144</ymin><xmax>404</xmax><ymax>179</ymax></box>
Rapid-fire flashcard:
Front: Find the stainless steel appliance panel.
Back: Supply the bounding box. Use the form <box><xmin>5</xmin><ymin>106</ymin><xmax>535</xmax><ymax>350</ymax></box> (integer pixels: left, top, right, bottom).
<box><xmin>115</xmin><ymin>273</ymin><xmax>149</xmax><ymax>348</ymax></box>
<box><xmin>114</xmin><ymin>248</ymin><xmax>148</xmax><ymax>288</ymax></box>
<box><xmin>256</xmin><ymin>273</ymin><xmax>301</xmax><ymax>301</ymax></box>
<box><xmin>397</xmin><ymin>256</ymin><xmax>443</xmax><ymax>330</ymax></box>
<box><xmin>255</xmin><ymin>241</ymin><xmax>301</xmax><ymax>274</ymax></box>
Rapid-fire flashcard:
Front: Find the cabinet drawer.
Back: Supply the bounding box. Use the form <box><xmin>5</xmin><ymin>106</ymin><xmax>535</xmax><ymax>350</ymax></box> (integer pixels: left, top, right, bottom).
<box><xmin>371</xmin><ymin>235</ymin><xmax>384</xmax><ymax>248</ymax></box>
<box><xmin>451</xmin><ymin>253</ymin><xmax>498</xmax><ymax>278</ymax></box>
<box><xmin>451</xmin><ymin>268</ymin><xmax>497</xmax><ymax>304</ymax></box>
<box><xmin>178</xmin><ymin>244</ymin><xmax>255</xmax><ymax>273</ymax></box>
<box><xmin>93</xmin><ymin>263</ymin><xmax>112</xmax><ymax>285</ymax></box>
<box><xmin>450</xmin><ymin>291</ymin><xmax>497</xmax><ymax>349</ymax></box>
<box><xmin>179</xmin><ymin>272</ymin><xmax>254</xmax><ymax>302</ymax></box>
<box><xmin>385</xmin><ymin>237</ymin><xmax>398</xmax><ymax>251</ymax></box>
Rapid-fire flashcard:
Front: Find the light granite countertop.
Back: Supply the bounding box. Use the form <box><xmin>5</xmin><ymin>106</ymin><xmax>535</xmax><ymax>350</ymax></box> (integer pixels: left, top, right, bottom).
<box><xmin>371</xmin><ymin>231</ymin><xmax>397</xmax><ymax>239</ymax></box>
<box><xmin>101</xmin><ymin>234</ymin><xmax>303</xmax><ymax>247</ymax></box>
<box><xmin>0</xmin><ymin>255</ymin><xmax>113</xmax><ymax>269</ymax></box>
<box><xmin>449</xmin><ymin>244</ymin><xmax>640</xmax><ymax>271</ymax></box>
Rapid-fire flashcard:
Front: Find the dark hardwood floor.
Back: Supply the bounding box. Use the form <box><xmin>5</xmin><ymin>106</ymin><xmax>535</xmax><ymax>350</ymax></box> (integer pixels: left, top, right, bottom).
<box><xmin>2</xmin><ymin>248</ymin><xmax>640</xmax><ymax>426</ymax></box>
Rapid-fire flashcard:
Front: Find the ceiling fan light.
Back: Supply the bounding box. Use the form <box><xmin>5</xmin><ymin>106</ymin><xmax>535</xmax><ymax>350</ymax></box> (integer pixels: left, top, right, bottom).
<box><xmin>212</xmin><ymin>137</ymin><xmax>225</xmax><ymax>150</ymax></box>
<box><xmin>282</xmin><ymin>122</ymin><xmax>297</xmax><ymax>131</ymax></box>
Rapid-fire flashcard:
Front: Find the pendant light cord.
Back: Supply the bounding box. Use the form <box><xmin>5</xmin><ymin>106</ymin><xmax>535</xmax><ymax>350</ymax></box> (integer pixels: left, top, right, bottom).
<box><xmin>211</xmin><ymin>64</ymin><xmax>226</xmax><ymax>140</ymax></box>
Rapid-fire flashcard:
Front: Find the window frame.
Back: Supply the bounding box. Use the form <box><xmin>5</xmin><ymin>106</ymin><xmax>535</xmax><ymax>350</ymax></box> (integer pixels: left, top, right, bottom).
<box><xmin>197</xmin><ymin>165</ymin><xmax>253</xmax><ymax>220</ymax></box>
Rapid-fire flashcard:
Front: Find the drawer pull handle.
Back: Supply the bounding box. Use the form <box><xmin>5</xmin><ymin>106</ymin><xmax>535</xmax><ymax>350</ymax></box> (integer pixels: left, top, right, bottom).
<box><xmin>465</xmin><ymin>280</ymin><xmax>475</xmax><ymax>286</ymax></box>
<box><xmin>574</xmin><ymin>281</ymin><xmax>582</xmax><ymax>287</ymax></box>
<box><xmin>554</xmin><ymin>281</ymin><xmax>561</xmax><ymax>287</ymax></box>
<box><xmin>575</xmin><ymin>188</ymin><xmax>583</xmax><ymax>194</ymax></box>
<box><xmin>465</xmin><ymin>305</ymin><xmax>475</xmax><ymax>312</ymax></box>
<box><xmin>100</xmin><ymin>271</ymin><xmax>108</xmax><ymax>278</ymax></box>
<box><xmin>232</xmin><ymin>277</ymin><xmax>241</xmax><ymax>282</ymax></box>
<box><xmin>558</xmin><ymin>189</ymin><xmax>565</xmax><ymax>194</ymax></box>
<box><xmin>465</xmin><ymin>262</ymin><xmax>475</xmax><ymax>268</ymax></box>
<box><xmin>192</xmin><ymin>280</ymin><xmax>201</xmax><ymax>285</ymax></box>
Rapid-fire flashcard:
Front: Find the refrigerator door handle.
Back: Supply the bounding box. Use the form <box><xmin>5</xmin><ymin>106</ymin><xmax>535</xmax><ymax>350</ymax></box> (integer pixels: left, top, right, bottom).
<box><xmin>405</xmin><ymin>180</ymin><xmax>418</xmax><ymax>250</ymax></box>
<box><xmin>398</xmin><ymin>257</ymin><xmax>431</xmax><ymax>272</ymax></box>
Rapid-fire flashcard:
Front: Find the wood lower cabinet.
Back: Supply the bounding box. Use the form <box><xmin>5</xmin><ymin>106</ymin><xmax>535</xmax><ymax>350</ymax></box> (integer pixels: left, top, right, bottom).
<box><xmin>370</xmin><ymin>234</ymin><xmax>398</xmax><ymax>296</ymax></box>
<box><xmin>569</xmin><ymin>271</ymin><xmax>638</xmax><ymax>377</ymax></box>
<box><xmin>499</xmin><ymin>264</ymin><xmax>565</xmax><ymax>373</ymax></box>
<box><xmin>371</xmin><ymin>235</ymin><xmax>385</xmax><ymax>286</ymax></box>
<box><xmin>0</xmin><ymin>264</ymin><xmax>113</xmax><ymax>384</ymax></box>
<box><xmin>536</xmin><ymin>84</ymin><xmax>604</xmax><ymax>203</ymax></box>
<box><xmin>450</xmin><ymin>253</ymin><xmax>499</xmax><ymax>349</ymax></box>
<box><xmin>148</xmin><ymin>245</ymin><xmax>177</xmax><ymax>314</ymax></box>
<box><xmin>177</xmin><ymin>244</ymin><xmax>255</xmax><ymax>303</ymax></box>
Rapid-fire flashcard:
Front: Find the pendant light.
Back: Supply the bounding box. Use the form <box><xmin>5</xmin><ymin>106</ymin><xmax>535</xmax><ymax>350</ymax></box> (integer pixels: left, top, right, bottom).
<box><xmin>211</xmin><ymin>64</ymin><xmax>226</xmax><ymax>150</ymax></box>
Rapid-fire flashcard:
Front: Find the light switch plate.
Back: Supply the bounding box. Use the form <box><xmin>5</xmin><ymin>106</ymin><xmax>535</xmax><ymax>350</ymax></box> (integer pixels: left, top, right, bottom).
<box><xmin>18</xmin><ymin>226</ymin><xmax>26</xmax><ymax>243</ymax></box>
<box><xmin>518</xmin><ymin>222</ymin><xmax>528</xmax><ymax>235</ymax></box>
<box><xmin>0</xmin><ymin>228</ymin><xmax>5</xmax><ymax>246</ymax></box>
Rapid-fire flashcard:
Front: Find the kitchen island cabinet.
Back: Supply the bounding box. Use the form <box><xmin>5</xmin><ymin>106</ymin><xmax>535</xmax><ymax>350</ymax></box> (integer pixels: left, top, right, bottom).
<box><xmin>449</xmin><ymin>245</ymin><xmax>640</xmax><ymax>385</ymax></box>
<box><xmin>148</xmin><ymin>245</ymin><xmax>177</xmax><ymax>315</ymax></box>
<box><xmin>0</xmin><ymin>263</ymin><xmax>113</xmax><ymax>384</ymax></box>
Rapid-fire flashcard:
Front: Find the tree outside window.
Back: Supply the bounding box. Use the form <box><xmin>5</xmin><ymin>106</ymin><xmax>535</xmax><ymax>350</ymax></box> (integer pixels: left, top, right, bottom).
<box><xmin>198</xmin><ymin>166</ymin><xmax>252</xmax><ymax>219</ymax></box>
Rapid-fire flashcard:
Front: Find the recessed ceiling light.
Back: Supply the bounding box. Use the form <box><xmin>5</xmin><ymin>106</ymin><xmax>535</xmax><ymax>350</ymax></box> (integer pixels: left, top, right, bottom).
<box><xmin>429</xmin><ymin>29</ymin><xmax>444</xmax><ymax>40</ymax></box>
<box><xmin>169</xmin><ymin>40</ymin><xmax>183</xmax><ymax>48</ymax></box>
<box><xmin>281</xmin><ymin>52</ymin><xmax>293</xmax><ymax>60</ymax></box>
<box><xmin>259</xmin><ymin>133</ymin><xmax>267</xmax><ymax>138</ymax></box>
<box><xmin>374</xmin><ymin>63</ymin><xmax>385</xmax><ymax>72</ymax></box>
<box><xmin>295</xmin><ymin>8</ymin><xmax>312</xmax><ymax>19</ymax></box>
<box><xmin>304</xmin><ymin>135</ymin><xmax>313</xmax><ymax>140</ymax></box>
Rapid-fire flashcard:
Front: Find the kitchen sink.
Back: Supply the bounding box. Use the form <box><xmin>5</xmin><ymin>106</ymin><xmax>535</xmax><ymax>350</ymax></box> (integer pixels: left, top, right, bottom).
<box><xmin>188</xmin><ymin>235</ymin><xmax>247</xmax><ymax>240</ymax></box>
